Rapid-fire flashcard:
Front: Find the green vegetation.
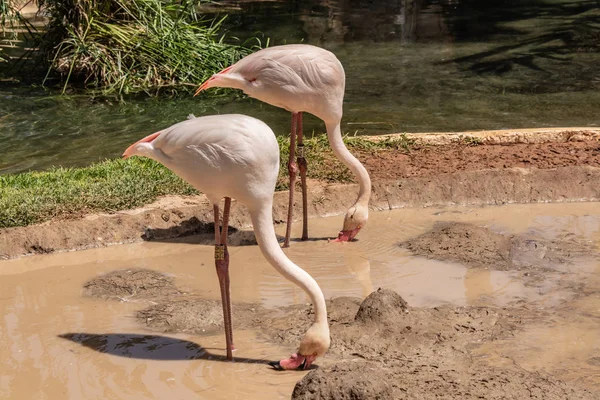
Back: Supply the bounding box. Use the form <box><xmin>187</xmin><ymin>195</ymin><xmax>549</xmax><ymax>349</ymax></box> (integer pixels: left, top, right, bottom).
<box><xmin>0</xmin><ymin>134</ymin><xmax>413</xmax><ymax>229</ymax></box>
<box><xmin>0</xmin><ymin>0</ymin><xmax>30</xmax><ymax>63</ymax></box>
<box><xmin>276</xmin><ymin>133</ymin><xmax>415</xmax><ymax>189</ymax></box>
<box><xmin>1</xmin><ymin>0</ymin><xmax>261</xmax><ymax>94</ymax></box>
<box><xmin>38</xmin><ymin>0</ymin><xmax>260</xmax><ymax>94</ymax></box>
<box><xmin>457</xmin><ymin>135</ymin><xmax>483</xmax><ymax>146</ymax></box>
<box><xmin>0</xmin><ymin>157</ymin><xmax>196</xmax><ymax>228</ymax></box>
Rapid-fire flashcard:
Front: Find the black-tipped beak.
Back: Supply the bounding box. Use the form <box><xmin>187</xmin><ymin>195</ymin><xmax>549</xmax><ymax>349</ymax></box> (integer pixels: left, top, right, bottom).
<box><xmin>300</xmin><ymin>357</ymin><xmax>307</xmax><ymax>370</ymax></box>
<box><xmin>269</xmin><ymin>360</ymin><xmax>284</xmax><ymax>371</ymax></box>
<box><xmin>268</xmin><ymin>357</ymin><xmax>308</xmax><ymax>371</ymax></box>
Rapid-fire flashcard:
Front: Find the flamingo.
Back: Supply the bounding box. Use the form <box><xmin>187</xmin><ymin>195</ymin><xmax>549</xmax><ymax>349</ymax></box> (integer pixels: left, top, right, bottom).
<box><xmin>195</xmin><ymin>44</ymin><xmax>371</xmax><ymax>247</ymax></box>
<box><xmin>123</xmin><ymin>114</ymin><xmax>329</xmax><ymax>370</ymax></box>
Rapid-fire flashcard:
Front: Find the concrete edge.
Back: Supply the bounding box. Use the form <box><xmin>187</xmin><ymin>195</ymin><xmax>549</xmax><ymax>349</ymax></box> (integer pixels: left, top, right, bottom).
<box><xmin>369</xmin><ymin>127</ymin><xmax>600</xmax><ymax>145</ymax></box>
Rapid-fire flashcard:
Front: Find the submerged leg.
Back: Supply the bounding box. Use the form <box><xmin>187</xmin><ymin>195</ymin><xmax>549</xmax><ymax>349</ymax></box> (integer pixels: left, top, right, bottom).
<box><xmin>283</xmin><ymin>113</ymin><xmax>299</xmax><ymax>248</ymax></box>
<box><xmin>296</xmin><ymin>112</ymin><xmax>308</xmax><ymax>241</ymax></box>
<box><xmin>214</xmin><ymin>199</ymin><xmax>234</xmax><ymax>360</ymax></box>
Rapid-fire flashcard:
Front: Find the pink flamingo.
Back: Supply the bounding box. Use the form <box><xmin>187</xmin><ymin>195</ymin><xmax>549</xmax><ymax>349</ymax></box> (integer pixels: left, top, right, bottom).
<box><xmin>195</xmin><ymin>44</ymin><xmax>372</xmax><ymax>247</ymax></box>
<box><xmin>123</xmin><ymin>114</ymin><xmax>329</xmax><ymax>370</ymax></box>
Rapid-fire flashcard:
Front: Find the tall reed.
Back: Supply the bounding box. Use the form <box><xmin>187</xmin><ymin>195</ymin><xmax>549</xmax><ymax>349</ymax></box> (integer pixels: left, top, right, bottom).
<box><xmin>29</xmin><ymin>0</ymin><xmax>261</xmax><ymax>94</ymax></box>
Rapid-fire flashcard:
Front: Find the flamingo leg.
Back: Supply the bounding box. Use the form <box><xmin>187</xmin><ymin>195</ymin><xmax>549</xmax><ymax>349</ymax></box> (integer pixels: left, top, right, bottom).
<box><xmin>283</xmin><ymin>113</ymin><xmax>299</xmax><ymax>248</ymax></box>
<box><xmin>214</xmin><ymin>199</ymin><xmax>234</xmax><ymax>360</ymax></box>
<box><xmin>296</xmin><ymin>112</ymin><xmax>308</xmax><ymax>241</ymax></box>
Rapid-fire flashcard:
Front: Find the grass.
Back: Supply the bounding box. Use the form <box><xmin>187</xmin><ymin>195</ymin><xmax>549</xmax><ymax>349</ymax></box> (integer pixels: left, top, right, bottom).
<box><xmin>457</xmin><ymin>135</ymin><xmax>483</xmax><ymax>146</ymax></box>
<box><xmin>0</xmin><ymin>157</ymin><xmax>197</xmax><ymax>228</ymax></box>
<box><xmin>276</xmin><ymin>133</ymin><xmax>415</xmax><ymax>190</ymax></box>
<box><xmin>0</xmin><ymin>133</ymin><xmax>414</xmax><ymax>229</ymax></box>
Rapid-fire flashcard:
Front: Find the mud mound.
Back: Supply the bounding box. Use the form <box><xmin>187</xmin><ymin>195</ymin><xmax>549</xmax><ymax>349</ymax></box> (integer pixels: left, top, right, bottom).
<box><xmin>83</xmin><ymin>269</ymin><xmax>180</xmax><ymax>300</ymax></box>
<box><xmin>256</xmin><ymin>289</ymin><xmax>521</xmax><ymax>360</ymax></box>
<box><xmin>137</xmin><ymin>298</ymin><xmax>259</xmax><ymax>335</ymax></box>
<box><xmin>254</xmin><ymin>297</ymin><xmax>362</xmax><ymax>347</ymax></box>
<box><xmin>292</xmin><ymin>361</ymin><xmax>595</xmax><ymax>400</ymax></box>
<box><xmin>401</xmin><ymin>222</ymin><xmax>512</xmax><ymax>269</ymax></box>
<box><xmin>355</xmin><ymin>288</ymin><xmax>408</xmax><ymax>324</ymax></box>
<box><xmin>401</xmin><ymin>222</ymin><xmax>594</xmax><ymax>271</ymax></box>
<box><xmin>293</xmin><ymin>363</ymin><xmax>393</xmax><ymax>399</ymax></box>
<box><xmin>285</xmin><ymin>290</ymin><xmax>592</xmax><ymax>399</ymax></box>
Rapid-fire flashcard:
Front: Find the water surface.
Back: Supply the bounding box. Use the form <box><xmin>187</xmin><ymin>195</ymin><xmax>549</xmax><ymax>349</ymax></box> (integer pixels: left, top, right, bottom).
<box><xmin>1</xmin><ymin>0</ymin><xmax>599</xmax><ymax>173</ymax></box>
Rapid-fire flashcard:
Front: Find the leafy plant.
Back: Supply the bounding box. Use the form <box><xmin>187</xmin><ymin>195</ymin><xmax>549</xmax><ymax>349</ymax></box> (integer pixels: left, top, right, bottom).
<box><xmin>32</xmin><ymin>0</ymin><xmax>261</xmax><ymax>94</ymax></box>
<box><xmin>0</xmin><ymin>0</ymin><xmax>28</xmax><ymax>63</ymax></box>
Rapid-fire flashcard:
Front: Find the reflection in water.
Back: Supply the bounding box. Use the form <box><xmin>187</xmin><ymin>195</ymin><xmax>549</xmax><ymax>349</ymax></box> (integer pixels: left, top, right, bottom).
<box><xmin>345</xmin><ymin>254</ymin><xmax>374</xmax><ymax>298</ymax></box>
<box><xmin>464</xmin><ymin>268</ymin><xmax>493</xmax><ymax>305</ymax></box>
<box><xmin>2</xmin><ymin>0</ymin><xmax>599</xmax><ymax>173</ymax></box>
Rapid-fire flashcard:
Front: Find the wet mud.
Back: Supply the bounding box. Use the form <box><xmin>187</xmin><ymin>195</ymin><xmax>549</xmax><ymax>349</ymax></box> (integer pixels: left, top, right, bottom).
<box><xmin>401</xmin><ymin>221</ymin><xmax>596</xmax><ymax>272</ymax></box>
<box><xmin>83</xmin><ymin>268</ymin><xmax>181</xmax><ymax>301</ymax></box>
<box><xmin>126</xmin><ymin>286</ymin><xmax>596</xmax><ymax>399</ymax></box>
<box><xmin>293</xmin><ymin>360</ymin><xmax>594</xmax><ymax>400</ymax></box>
<box><xmin>137</xmin><ymin>298</ymin><xmax>259</xmax><ymax>336</ymax></box>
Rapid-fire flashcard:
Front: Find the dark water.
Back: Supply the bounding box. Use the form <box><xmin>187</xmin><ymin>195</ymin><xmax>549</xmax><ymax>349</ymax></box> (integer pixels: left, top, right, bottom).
<box><xmin>1</xmin><ymin>0</ymin><xmax>599</xmax><ymax>174</ymax></box>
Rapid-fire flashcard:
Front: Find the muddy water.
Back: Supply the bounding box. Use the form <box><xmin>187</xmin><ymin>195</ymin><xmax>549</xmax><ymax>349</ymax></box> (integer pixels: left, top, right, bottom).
<box><xmin>1</xmin><ymin>202</ymin><xmax>599</xmax><ymax>398</ymax></box>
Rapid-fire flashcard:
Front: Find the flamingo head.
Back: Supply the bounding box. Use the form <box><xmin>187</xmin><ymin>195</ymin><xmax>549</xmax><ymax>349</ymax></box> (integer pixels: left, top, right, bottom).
<box><xmin>194</xmin><ymin>66</ymin><xmax>244</xmax><ymax>96</ymax></box>
<box><xmin>122</xmin><ymin>132</ymin><xmax>161</xmax><ymax>159</ymax></box>
<box><xmin>334</xmin><ymin>203</ymin><xmax>368</xmax><ymax>242</ymax></box>
<box><xmin>270</xmin><ymin>323</ymin><xmax>330</xmax><ymax>371</ymax></box>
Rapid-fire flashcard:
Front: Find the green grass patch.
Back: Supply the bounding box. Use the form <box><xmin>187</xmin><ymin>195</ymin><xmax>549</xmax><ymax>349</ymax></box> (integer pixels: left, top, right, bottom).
<box><xmin>0</xmin><ymin>133</ymin><xmax>413</xmax><ymax>229</ymax></box>
<box><xmin>0</xmin><ymin>157</ymin><xmax>196</xmax><ymax>228</ymax></box>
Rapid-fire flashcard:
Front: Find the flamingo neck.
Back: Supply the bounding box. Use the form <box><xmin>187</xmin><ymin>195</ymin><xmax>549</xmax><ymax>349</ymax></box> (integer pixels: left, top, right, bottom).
<box><xmin>325</xmin><ymin>121</ymin><xmax>372</xmax><ymax>208</ymax></box>
<box><xmin>249</xmin><ymin>201</ymin><xmax>328</xmax><ymax>326</ymax></box>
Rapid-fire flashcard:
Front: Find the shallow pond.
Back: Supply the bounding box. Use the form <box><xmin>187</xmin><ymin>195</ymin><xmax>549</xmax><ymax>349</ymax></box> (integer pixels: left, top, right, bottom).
<box><xmin>1</xmin><ymin>202</ymin><xmax>599</xmax><ymax>398</ymax></box>
<box><xmin>1</xmin><ymin>0</ymin><xmax>599</xmax><ymax>174</ymax></box>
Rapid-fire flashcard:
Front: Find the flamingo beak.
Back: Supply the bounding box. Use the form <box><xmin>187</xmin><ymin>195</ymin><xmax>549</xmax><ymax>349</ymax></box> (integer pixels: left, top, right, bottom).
<box><xmin>194</xmin><ymin>76</ymin><xmax>215</xmax><ymax>96</ymax></box>
<box><xmin>194</xmin><ymin>66</ymin><xmax>234</xmax><ymax>96</ymax></box>
<box><xmin>122</xmin><ymin>131</ymin><xmax>162</xmax><ymax>159</ymax></box>
<box><xmin>122</xmin><ymin>148</ymin><xmax>134</xmax><ymax>159</ymax></box>
<box><xmin>269</xmin><ymin>353</ymin><xmax>317</xmax><ymax>371</ymax></box>
<box><xmin>333</xmin><ymin>226</ymin><xmax>362</xmax><ymax>242</ymax></box>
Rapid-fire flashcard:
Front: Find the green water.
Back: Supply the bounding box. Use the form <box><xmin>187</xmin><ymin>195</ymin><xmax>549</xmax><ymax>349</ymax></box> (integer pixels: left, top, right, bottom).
<box><xmin>1</xmin><ymin>0</ymin><xmax>599</xmax><ymax>174</ymax></box>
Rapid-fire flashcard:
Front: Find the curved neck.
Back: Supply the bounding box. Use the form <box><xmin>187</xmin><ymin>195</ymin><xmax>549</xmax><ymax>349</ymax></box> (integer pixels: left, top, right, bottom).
<box><xmin>249</xmin><ymin>202</ymin><xmax>328</xmax><ymax>326</ymax></box>
<box><xmin>326</xmin><ymin>122</ymin><xmax>371</xmax><ymax>207</ymax></box>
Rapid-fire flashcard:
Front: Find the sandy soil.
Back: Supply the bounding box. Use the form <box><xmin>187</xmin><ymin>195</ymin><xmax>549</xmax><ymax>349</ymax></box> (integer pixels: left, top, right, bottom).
<box><xmin>2</xmin><ymin>138</ymin><xmax>600</xmax><ymax>260</ymax></box>
<box><xmin>354</xmin><ymin>141</ymin><xmax>600</xmax><ymax>181</ymax></box>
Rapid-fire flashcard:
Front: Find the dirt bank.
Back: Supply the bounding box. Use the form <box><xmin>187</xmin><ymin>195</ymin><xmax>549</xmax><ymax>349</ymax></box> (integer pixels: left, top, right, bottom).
<box><xmin>1</xmin><ymin>134</ymin><xmax>599</xmax><ymax>259</ymax></box>
<box><xmin>355</xmin><ymin>140</ymin><xmax>600</xmax><ymax>180</ymax></box>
